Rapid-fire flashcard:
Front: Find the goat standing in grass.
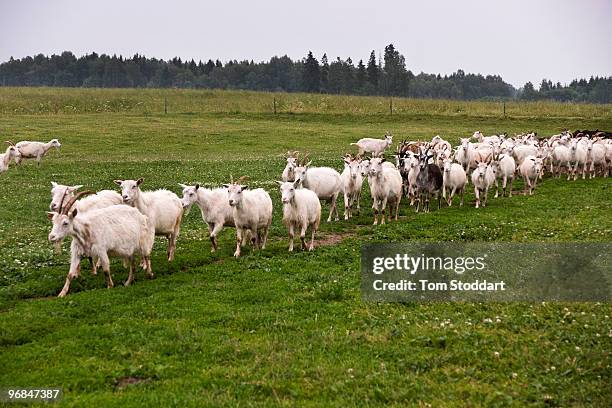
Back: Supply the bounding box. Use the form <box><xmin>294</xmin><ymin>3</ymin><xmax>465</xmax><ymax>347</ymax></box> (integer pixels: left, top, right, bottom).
<box><xmin>49</xmin><ymin>182</ymin><xmax>123</xmax><ymax>272</ymax></box>
<box><xmin>441</xmin><ymin>157</ymin><xmax>467</xmax><ymax>206</ymax></box>
<box><xmin>180</xmin><ymin>183</ymin><xmax>234</xmax><ymax>252</ymax></box>
<box><xmin>351</xmin><ymin>132</ymin><xmax>393</xmax><ymax>157</ymax></box>
<box><xmin>0</xmin><ymin>142</ymin><xmax>20</xmax><ymax>173</ymax></box>
<box><xmin>491</xmin><ymin>153</ymin><xmax>516</xmax><ymax>198</ymax></box>
<box><xmin>225</xmin><ymin>176</ymin><xmax>273</xmax><ymax>257</ymax></box>
<box><xmin>368</xmin><ymin>157</ymin><xmax>403</xmax><ymax>224</ymax></box>
<box><xmin>294</xmin><ymin>157</ymin><xmax>343</xmax><ymax>222</ymax></box>
<box><xmin>471</xmin><ymin>159</ymin><xmax>496</xmax><ymax>208</ymax></box>
<box><xmin>15</xmin><ymin>138</ymin><xmax>61</xmax><ymax>166</ymax></box>
<box><xmin>282</xmin><ymin>151</ymin><xmax>300</xmax><ymax>182</ymax></box>
<box><xmin>415</xmin><ymin>148</ymin><xmax>443</xmax><ymax>213</ymax></box>
<box><xmin>277</xmin><ymin>180</ymin><xmax>321</xmax><ymax>251</ymax></box>
<box><xmin>115</xmin><ymin>178</ymin><xmax>183</xmax><ymax>261</ymax></box>
<box><xmin>340</xmin><ymin>154</ymin><xmax>363</xmax><ymax>220</ymax></box>
<box><xmin>518</xmin><ymin>156</ymin><xmax>543</xmax><ymax>195</ymax></box>
<box><xmin>47</xmin><ymin>191</ymin><xmax>155</xmax><ymax>297</ymax></box>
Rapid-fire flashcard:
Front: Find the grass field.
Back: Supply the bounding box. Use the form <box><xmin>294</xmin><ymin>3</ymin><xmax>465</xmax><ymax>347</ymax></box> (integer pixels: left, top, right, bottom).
<box><xmin>0</xmin><ymin>88</ymin><xmax>611</xmax><ymax>406</ymax></box>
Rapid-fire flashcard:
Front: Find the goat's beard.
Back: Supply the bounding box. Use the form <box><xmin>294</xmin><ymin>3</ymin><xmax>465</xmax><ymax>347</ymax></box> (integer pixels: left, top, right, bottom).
<box><xmin>53</xmin><ymin>240</ymin><xmax>62</xmax><ymax>254</ymax></box>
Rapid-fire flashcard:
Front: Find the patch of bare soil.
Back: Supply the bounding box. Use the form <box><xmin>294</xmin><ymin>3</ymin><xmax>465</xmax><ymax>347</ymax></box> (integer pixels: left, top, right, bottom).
<box><xmin>114</xmin><ymin>376</ymin><xmax>150</xmax><ymax>388</ymax></box>
<box><xmin>315</xmin><ymin>232</ymin><xmax>356</xmax><ymax>247</ymax></box>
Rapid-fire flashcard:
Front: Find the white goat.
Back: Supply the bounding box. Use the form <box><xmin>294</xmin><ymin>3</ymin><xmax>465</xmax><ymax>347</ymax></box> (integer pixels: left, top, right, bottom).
<box><xmin>512</xmin><ymin>144</ymin><xmax>538</xmax><ymax>165</ymax></box>
<box><xmin>47</xmin><ymin>193</ymin><xmax>155</xmax><ymax>297</ymax></box>
<box><xmin>224</xmin><ymin>178</ymin><xmax>273</xmax><ymax>257</ymax></box>
<box><xmin>368</xmin><ymin>157</ymin><xmax>402</xmax><ymax>225</ymax></box>
<box><xmin>277</xmin><ymin>180</ymin><xmax>321</xmax><ymax>251</ymax></box>
<box><xmin>491</xmin><ymin>154</ymin><xmax>516</xmax><ymax>197</ymax></box>
<box><xmin>340</xmin><ymin>156</ymin><xmax>363</xmax><ymax>220</ymax></box>
<box><xmin>430</xmin><ymin>135</ymin><xmax>452</xmax><ymax>156</ymax></box>
<box><xmin>552</xmin><ymin>144</ymin><xmax>572</xmax><ymax>179</ymax></box>
<box><xmin>282</xmin><ymin>151</ymin><xmax>300</xmax><ymax>182</ymax></box>
<box><xmin>441</xmin><ymin>158</ymin><xmax>467</xmax><ymax>206</ymax></box>
<box><xmin>403</xmin><ymin>153</ymin><xmax>420</xmax><ymax>206</ymax></box>
<box><xmin>0</xmin><ymin>143</ymin><xmax>21</xmax><ymax>173</ymax></box>
<box><xmin>294</xmin><ymin>163</ymin><xmax>342</xmax><ymax>222</ymax></box>
<box><xmin>114</xmin><ymin>178</ymin><xmax>183</xmax><ymax>261</ymax></box>
<box><xmin>471</xmin><ymin>160</ymin><xmax>496</xmax><ymax>208</ymax></box>
<box><xmin>351</xmin><ymin>132</ymin><xmax>393</xmax><ymax>157</ymax></box>
<box><xmin>586</xmin><ymin>140</ymin><xmax>607</xmax><ymax>178</ymax></box>
<box><xmin>180</xmin><ymin>183</ymin><xmax>234</xmax><ymax>252</ymax></box>
<box><xmin>15</xmin><ymin>138</ymin><xmax>61</xmax><ymax>166</ymax></box>
<box><xmin>518</xmin><ymin>156</ymin><xmax>543</xmax><ymax>195</ymax></box>
<box><xmin>49</xmin><ymin>182</ymin><xmax>124</xmax><ymax>268</ymax></box>
<box><xmin>472</xmin><ymin>131</ymin><xmax>501</xmax><ymax>145</ymax></box>
<box><xmin>50</xmin><ymin>182</ymin><xmax>123</xmax><ymax>213</ymax></box>
<box><xmin>568</xmin><ymin>139</ymin><xmax>588</xmax><ymax>180</ymax></box>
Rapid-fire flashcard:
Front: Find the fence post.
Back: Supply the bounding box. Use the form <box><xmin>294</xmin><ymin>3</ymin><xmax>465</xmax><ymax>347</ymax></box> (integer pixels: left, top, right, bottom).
<box><xmin>389</xmin><ymin>98</ymin><xmax>393</xmax><ymax>115</ymax></box>
<box><xmin>503</xmin><ymin>101</ymin><xmax>506</xmax><ymax>119</ymax></box>
<box><xmin>164</xmin><ymin>97</ymin><xmax>167</xmax><ymax>114</ymax></box>
<box><xmin>273</xmin><ymin>97</ymin><xmax>277</xmax><ymax>114</ymax></box>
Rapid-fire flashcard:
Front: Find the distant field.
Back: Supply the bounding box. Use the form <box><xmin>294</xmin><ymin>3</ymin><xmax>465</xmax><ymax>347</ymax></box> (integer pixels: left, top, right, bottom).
<box><xmin>0</xmin><ymin>87</ymin><xmax>610</xmax><ymax>406</ymax></box>
<box><xmin>1</xmin><ymin>86</ymin><xmax>611</xmax><ymax>119</ymax></box>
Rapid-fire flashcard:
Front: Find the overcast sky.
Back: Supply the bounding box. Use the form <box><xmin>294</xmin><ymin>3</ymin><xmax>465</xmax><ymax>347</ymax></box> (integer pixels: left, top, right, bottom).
<box><xmin>1</xmin><ymin>0</ymin><xmax>610</xmax><ymax>88</ymax></box>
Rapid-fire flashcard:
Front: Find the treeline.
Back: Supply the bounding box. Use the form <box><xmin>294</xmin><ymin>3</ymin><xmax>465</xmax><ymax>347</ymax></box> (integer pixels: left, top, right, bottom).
<box><xmin>0</xmin><ymin>44</ymin><xmax>610</xmax><ymax>103</ymax></box>
<box><xmin>520</xmin><ymin>77</ymin><xmax>611</xmax><ymax>104</ymax></box>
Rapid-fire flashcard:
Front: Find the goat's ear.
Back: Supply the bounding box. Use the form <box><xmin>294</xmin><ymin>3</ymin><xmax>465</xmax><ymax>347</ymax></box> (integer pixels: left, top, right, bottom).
<box><xmin>136</xmin><ymin>178</ymin><xmax>144</xmax><ymax>186</ymax></box>
<box><xmin>195</xmin><ymin>184</ymin><xmax>200</xmax><ymax>191</ymax></box>
<box><xmin>70</xmin><ymin>209</ymin><xmax>78</xmax><ymax>219</ymax></box>
<box><xmin>293</xmin><ymin>180</ymin><xmax>301</xmax><ymax>188</ymax></box>
<box><xmin>113</xmin><ymin>180</ymin><xmax>123</xmax><ymax>186</ymax></box>
<box><xmin>241</xmin><ymin>185</ymin><xmax>249</xmax><ymax>190</ymax></box>
<box><xmin>51</xmin><ymin>181</ymin><xmax>58</xmax><ymax>188</ymax></box>
<box><xmin>69</xmin><ymin>185</ymin><xmax>83</xmax><ymax>192</ymax></box>
<box><xmin>380</xmin><ymin>158</ymin><xmax>386</xmax><ymax>163</ymax></box>
<box><xmin>275</xmin><ymin>181</ymin><xmax>283</xmax><ymax>185</ymax></box>
<box><xmin>305</xmin><ymin>161</ymin><xmax>312</xmax><ymax>167</ymax></box>
<box><xmin>178</xmin><ymin>183</ymin><xmax>188</xmax><ymax>189</ymax></box>
<box><xmin>46</xmin><ymin>212</ymin><xmax>55</xmax><ymax>220</ymax></box>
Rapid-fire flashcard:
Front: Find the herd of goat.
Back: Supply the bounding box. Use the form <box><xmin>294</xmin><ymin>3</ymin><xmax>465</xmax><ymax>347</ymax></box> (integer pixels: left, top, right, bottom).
<box><xmin>2</xmin><ymin>129</ymin><xmax>611</xmax><ymax>297</ymax></box>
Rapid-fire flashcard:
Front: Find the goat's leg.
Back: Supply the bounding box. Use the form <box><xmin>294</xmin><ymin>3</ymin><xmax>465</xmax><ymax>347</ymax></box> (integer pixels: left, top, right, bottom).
<box><xmin>309</xmin><ymin>222</ymin><xmax>317</xmax><ymax>251</ymax></box>
<box><xmin>144</xmin><ymin>256</ymin><xmax>154</xmax><ymax>278</ymax></box>
<box><xmin>125</xmin><ymin>257</ymin><xmax>135</xmax><ymax>286</ymax></box>
<box><xmin>261</xmin><ymin>219</ymin><xmax>271</xmax><ymax>249</ymax></box>
<box><xmin>334</xmin><ymin>193</ymin><xmax>340</xmax><ymax>221</ymax></box>
<box><xmin>209</xmin><ymin>222</ymin><xmax>224</xmax><ymax>252</ymax></box>
<box><xmin>372</xmin><ymin>197</ymin><xmax>379</xmax><ymax>225</ymax></box>
<box><xmin>380</xmin><ymin>197</ymin><xmax>388</xmax><ymax>224</ymax></box>
<box><xmin>234</xmin><ymin>228</ymin><xmax>243</xmax><ymax>257</ymax></box>
<box><xmin>88</xmin><ymin>256</ymin><xmax>97</xmax><ymax>275</ymax></box>
<box><xmin>58</xmin><ymin>253</ymin><xmax>82</xmax><ymax>297</ymax></box>
<box><xmin>395</xmin><ymin>195</ymin><xmax>401</xmax><ymax>220</ymax></box>
<box><xmin>474</xmin><ymin>187</ymin><xmax>480</xmax><ymax>209</ymax></box>
<box><xmin>494</xmin><ymin>178</ymin><xmax>500</xmax><ymax>198</ymax></box>
<box><xmin>344</xmin><ymin>193</ymin><xmax>350</xmax><ymax>220</ymax></box>
<box><xmin>288</xmin><ymin>223</ymin><xmax>295</xmax><ymax>252</ymax></box>
<box><xmin>299</xmin><ymin>222</ymin><xmax>308</xmax><ymax>250</ymax></box>
<box><xmin>97</xmin><ymin>252</ymin><xmax>114</xmax><ymax>289</ymax></box>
